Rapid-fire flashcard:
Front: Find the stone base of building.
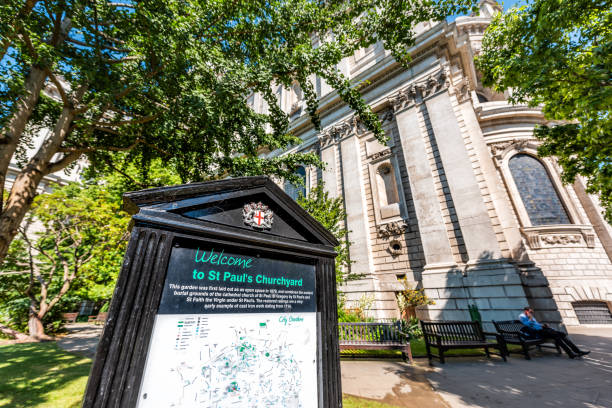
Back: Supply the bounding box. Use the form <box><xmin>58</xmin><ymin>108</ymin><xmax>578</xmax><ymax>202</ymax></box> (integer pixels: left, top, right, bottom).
<box><xmin>416</xmin><ymin>260</ymin><xmax>530</xmax><ymax>330</ymax></box>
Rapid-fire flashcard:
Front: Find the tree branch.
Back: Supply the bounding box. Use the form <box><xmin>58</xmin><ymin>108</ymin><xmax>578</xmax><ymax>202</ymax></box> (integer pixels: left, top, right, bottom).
<box><xmin>102</xmin><ymin>157</ymin><xmax>148</xmax><ymax>188</ymax></box>
<box><xmin>45</xmin><ymin>69</ymin><xmax>70</xmax><ymax>106</ymax></box>
<box><xmin>108</xmin><ymin>2</ymin><xmax>136</xmax><ymax>7</ymax></box>
<box><xmin>104</xmin><ymin>56</ymin><xmax>140</xmax><ymax>64</ymax></box>
<box><xmin>92</xmin><ymin>113</ymin><xmax>160</xmax><ymax>127</ymax></box>
<box><xmin>46</xmin><ymin>151</ymin><xmax>82</xmax><ymax>174</ymax></box>
<box><xmin>66</xmin><ymin>36</ymin><xmax>131</xmax><ymax>53</ymax></box>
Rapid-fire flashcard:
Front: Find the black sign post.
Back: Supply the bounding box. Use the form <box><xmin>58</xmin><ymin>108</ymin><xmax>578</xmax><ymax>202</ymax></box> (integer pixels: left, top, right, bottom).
<box><xmin>83</xmin><ymin>177</ymin><xmax>341</xmax><ymax>408</ymax></box>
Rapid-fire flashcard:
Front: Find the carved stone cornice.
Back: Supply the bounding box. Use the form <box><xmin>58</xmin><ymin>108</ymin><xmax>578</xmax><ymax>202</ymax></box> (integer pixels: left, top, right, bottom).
<box><xmin>489</xmin><ymin>138</ymin><xmax>540</xmax><ymax>167</ymax></box>
<box><xmin>389</xmin><ymin>70</ymin><xmax>449</xmax><ymax>113</ymax></box>
<box><xmin>377</xmin><ymin>220</ymin><xmax>409</xmax><ymax>238</ymax></box>
<box><xmin>451</xmin><ymin>75</ymin><xmax>471</xmax><ymax>104</ymax></box>
<box><xmin>317</xmin><ymin>114</ymin><xmax>372</xmax><ymax>148</ymax></box>
<box><xmin>521</xmin><ymin>225</ymin><xmax>596</xmax><ymax>250</ymax></box>
<box><xmin>370</xmin><ymin>149</ymin><xmax>392</xmax><ymax>162</ymax></box>
<box><xmin>490</xmin><ymin>139</ymin><xmax>531</xmax><ymax>156</ymax></box>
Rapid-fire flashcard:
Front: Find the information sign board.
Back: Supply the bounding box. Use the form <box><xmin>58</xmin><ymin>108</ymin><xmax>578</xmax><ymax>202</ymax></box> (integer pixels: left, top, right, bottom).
<box><xmin>138</xmin><ymin>240</ymin><xmax>318</xmax><ymax>407</ymax></box>
<box><xmin>82</xmin><ymin>177</ymin><xmax>341</xmax><ymax>408</ymax></box>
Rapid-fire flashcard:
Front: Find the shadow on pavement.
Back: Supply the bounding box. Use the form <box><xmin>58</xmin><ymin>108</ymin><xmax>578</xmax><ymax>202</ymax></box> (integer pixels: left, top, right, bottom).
<box><xmin>425</xmin><ymin>329</ymin><xmax>612</xmax><ymax>408</ymax></box>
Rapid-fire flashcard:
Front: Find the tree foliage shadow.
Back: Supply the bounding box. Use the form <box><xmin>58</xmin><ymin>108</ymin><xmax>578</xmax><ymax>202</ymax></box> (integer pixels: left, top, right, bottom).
<box><xmin>0</xmin><ymin>342</ymin><xmax>92</xmax><ymax>407</ymax></box>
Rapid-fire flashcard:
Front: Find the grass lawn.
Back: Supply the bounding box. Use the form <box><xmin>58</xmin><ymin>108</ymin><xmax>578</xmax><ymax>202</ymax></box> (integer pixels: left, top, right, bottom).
<box><xmin>0</xmin><ymin>342</ymin><xmax>402</xmax><ymax>408</ymax></box>
<box><xmin>0</xmin><ymin>342</ymin><xmax>91</xmax><ymax>408</ymax></box>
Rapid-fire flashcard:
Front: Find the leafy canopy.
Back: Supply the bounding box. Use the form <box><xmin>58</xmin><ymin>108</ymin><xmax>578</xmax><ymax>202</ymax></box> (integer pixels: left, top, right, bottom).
<box><xmin>1</xmin><ymin>0</ymin><xmax>476</xmax><ymax>184</ymax></box>
<box><xmin>477</xmin><ymin>0</ymin><xmax>612</xmax><ymax>221</ymax></box>
<box><xmin>0</xmin><ymin>183</ymin><xmax>129</xmax><ymax>334</ymax></box>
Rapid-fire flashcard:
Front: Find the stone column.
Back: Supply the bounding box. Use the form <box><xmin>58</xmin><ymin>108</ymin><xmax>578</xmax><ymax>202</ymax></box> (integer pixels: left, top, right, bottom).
<box><xmin>423</xmin><ymin>90</ymin><xmax>528</xmax><ymax>324</ymax></box>
<box><xmin>394</xmin><ymin>105</ymin><xmax>455</xmax><ymax>269</ymax></box>
<box><xmin>318</xmin><ymin>133</ymin><xmax>339</xmax><ymax>198</ymax></box>
<box><xmin>334</xmin><ymin>132</ymin><xmax>378</xmax><ymax>312</ymax></box>
<box><xmin>339</xmin><ymin>134</ymin><xmax>374</xmax><ymax>278</ymax></box>
<box><xmin>425</xmin><ymin>92</ymin><xmax>502</xmax><ymax>262</ymax></box>
<box><xmin>393</xmin><ymin>98</ymin><xmax>465</xmax><ymax>321</ymax></box>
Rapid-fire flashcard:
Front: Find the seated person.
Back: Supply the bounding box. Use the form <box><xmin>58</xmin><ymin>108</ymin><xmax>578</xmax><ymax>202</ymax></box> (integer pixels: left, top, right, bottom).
<box><xmin>519</xmin><ymin>306</ymin><xmax>590</xmax><ymax>359</ymax></box>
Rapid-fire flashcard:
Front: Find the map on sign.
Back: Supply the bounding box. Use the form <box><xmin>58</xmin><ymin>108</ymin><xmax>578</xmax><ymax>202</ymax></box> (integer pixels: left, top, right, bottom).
<box><xmin>137</xmin><ymin>313</ymin><xmax>317</xmax><ymax>408</ymax></box>
<box><xmin>137</xmin><ymin>242</ymin><xmax>318</xmax><ymax>408</ymax></box>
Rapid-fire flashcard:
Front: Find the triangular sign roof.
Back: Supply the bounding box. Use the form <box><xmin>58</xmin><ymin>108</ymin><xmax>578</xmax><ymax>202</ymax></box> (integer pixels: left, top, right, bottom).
<box><xmin>123</xmin><ymin>176</ymin><xmax>339</xmax><ymax>255</ymax></box>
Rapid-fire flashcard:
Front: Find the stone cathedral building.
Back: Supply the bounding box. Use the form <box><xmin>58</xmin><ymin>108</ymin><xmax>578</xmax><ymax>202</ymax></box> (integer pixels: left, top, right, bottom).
<box><xmin>253</xmin><ymin>1</ymin><xmax>612</xmax><ymax>327</ymax></box>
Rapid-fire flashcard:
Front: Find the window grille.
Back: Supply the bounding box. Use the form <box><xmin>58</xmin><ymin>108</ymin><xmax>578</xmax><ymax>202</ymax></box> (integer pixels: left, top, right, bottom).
<box><xmin>572</xmin><ymin>301</ymin><xmax>612</xmax><ymax>324</ymax></box>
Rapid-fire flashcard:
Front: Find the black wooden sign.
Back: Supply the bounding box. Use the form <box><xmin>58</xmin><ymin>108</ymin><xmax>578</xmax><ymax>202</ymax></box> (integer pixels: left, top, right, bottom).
<box><xmin>82</xmin><ymin>177</ymin><xmax>341</xmax><ymax>408</ymax></box>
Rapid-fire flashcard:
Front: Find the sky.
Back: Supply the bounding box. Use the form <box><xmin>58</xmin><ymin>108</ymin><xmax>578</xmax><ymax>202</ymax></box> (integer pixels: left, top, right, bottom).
<box><xmin>448</xmin><ymin>0</ymin><xmax>526</xmax><ymax>22</ymax></box>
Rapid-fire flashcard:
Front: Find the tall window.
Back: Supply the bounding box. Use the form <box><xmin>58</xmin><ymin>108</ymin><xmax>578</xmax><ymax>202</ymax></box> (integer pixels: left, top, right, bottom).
<box><xmin>284</xmin><ymin>166</ymin><xmax>307</xmax><ymax>201</ymax></box>
<box><xmin>508</xmin><ymin>154</ymin><xmax>570</xmax><ymax>225</ymax></box>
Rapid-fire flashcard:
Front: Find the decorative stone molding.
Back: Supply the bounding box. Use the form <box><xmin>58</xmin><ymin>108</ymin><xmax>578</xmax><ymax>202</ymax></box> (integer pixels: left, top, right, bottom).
<box><xmin>317</xmin><ymin>115</ymin><xmax>370</xmax><ymax>148</ymax></box>
<box><xmin>318</xmin><ymin>71</ymin><xmax>452</xmax><ymax>147</ymax></box>
<box><xmin>387</xmin><ymin>240</ymin><xmax>403</xmax><ymax>256</ymax></box>
<box><xmin>289</xmin><ymin>101</ymin><xmax>301</xmax><ymax>116</ymax></box>
<box><xmin>370</xmin><ymin>149</ymin><xmax>392</xmax><ymax>161</ymax></box>
<box><xmin>389</xmin><ymin>70</ymin><xmax>449</xmax><ymax>112</ymax></box>
<box><xmin>451</xmin><ymin>75</ymin><xmax>471</xmax><ymax>104</ymax></box>
<box><xmin>457</xmin><ymin>22</ymin><xmax>488</xmax><ymax>36</ymax></box>
<box><xmin>489</xmin><ymin>138</ymin><xmax>533</xmax><ymax>161</ymax></box>
<box><xmin>377</xmin><ymin>220</ymin><xmax>409</xmax><ymax>238</ymax></box>
<box><xmin>521</xmin><ymin>225</ymin><xmax>596</xmax><ymax>249</ymax></box>
<box><xmin>379</xmin><ymin>108</ymin><xmax>395</xmax><ymax>124</ymax></box>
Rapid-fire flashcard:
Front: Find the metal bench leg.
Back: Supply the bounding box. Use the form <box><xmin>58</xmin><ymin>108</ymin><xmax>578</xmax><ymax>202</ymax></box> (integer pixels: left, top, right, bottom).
<box><xmin>426</xmin><ymin>342</ymin><xmax>433</xmax><ymax>365</ymax></box>
<box><xmin>498</xmin><ymin>345</ymin><xmax>507</xmax><ymax>362</ymax></box>
<box><xmin>439</xmin><ymin>348</ymin><xmax>445</xmax><ymax>364</ymax></box>
<box><xmin>485</xmin><ymin>346</ymin><xmax>491</xmax><ymax>358</ymax></box>
<box><xmin>521</xmin><ymin>342</ymin><xmax>531</xmax><ymax>360</ymax></box>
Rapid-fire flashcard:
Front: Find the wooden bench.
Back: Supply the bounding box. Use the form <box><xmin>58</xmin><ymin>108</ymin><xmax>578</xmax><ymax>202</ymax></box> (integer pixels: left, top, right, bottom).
<box><xmin>88</xmin><ymin>312</ymin><xmax>108</xmax><ymax>325</ymax></box>
<box><xmin>61</xmin><ymin>312</ymin><xmax>79</xmax><ymax>323</ymax></box>
<box><xmin>421</xmin><ymin>321</ymin><xmax>507</xmax><ymax>364</ymax></box>
<box><xmin>338</xmin><ymin>322</ymin><xmax>413</xmax><ymax>363</ymax></box>
<box><xmin>493</xmin><ymin>320</ymin><xmax>561</xmax><ymax>360</ymax></box>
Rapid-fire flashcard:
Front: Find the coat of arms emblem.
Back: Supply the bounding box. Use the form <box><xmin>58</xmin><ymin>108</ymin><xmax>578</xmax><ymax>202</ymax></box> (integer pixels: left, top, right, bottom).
<box><xmin>243</xmin><ymin>202</ymin><xmax>273</xmax><ymax>229</ymax></box>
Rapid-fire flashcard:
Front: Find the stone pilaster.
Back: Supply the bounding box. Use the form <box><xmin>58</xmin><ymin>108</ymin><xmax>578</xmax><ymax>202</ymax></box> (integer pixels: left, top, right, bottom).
<box><xmin>339</xmin><ymin>133</ymin><xmax>376</xmax><ymax>294</ymax></box>
<box><xmin>425</xmin><ymin>92</ymin><xmax>502</xmax><ymax>261</ymax></box>
<box><xmin>318</xmin><ymin>132</ymin><xmax>339</xmax><ymax>198</ymax></box>
<box><xmin>393</xmin><ymin>105</ymin><xmax>455</xmax><ymax>269</ymax></box>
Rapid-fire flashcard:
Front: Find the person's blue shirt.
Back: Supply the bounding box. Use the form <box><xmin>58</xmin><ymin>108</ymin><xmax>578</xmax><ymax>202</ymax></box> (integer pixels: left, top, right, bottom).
<box><xmin>519</xmin><ymin>312</ymin><xmax>542</xmax><ymax>330</ymax></box>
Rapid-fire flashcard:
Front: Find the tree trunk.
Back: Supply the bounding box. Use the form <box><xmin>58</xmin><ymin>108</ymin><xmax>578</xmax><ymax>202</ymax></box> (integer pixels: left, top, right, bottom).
<box><xmin>28</xmin><ymin>314</ymin><xmax>50</xmax><ymax>340</ymax></box>
<box><xmin>0</xmin><ymin>323</ymin><xmax>30</xmax><ymax>341</ymax></box>
<box><xmin>0</xmin><ymin>66</ymin><xmax>47</xmax><ymax>193</ymax></box>
<box><xmin>0</xmin><ymin>107</ymin><xmax>75</xmax><ymax>261</ymax></box>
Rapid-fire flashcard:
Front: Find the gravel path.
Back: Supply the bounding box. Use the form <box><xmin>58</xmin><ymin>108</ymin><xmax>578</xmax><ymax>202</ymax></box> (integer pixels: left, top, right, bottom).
<box><xmin>57</xmin><ymin>323</ymin><xmax>103</xmax><ymax>358</ymax></box>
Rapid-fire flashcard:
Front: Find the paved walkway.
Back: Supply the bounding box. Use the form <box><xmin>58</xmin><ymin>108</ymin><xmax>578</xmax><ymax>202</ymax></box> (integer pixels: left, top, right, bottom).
<box><xmin>57</xmin><ymin>323</ymin><xmax>103</xmax><ymax>358</ymax></box>
<box><xmin>56</xmin><ymin>323</ymin><xmax>612</xmax><ymax>407</ymax></box>
<box><xmin>342</xmin><ymin>327</ymin><xmax>612</xmax><ymax>408</ymax></box>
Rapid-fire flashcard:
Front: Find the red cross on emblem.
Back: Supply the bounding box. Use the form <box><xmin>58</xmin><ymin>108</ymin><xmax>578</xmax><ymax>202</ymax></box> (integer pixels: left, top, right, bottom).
<box><xmin>254</xmin><ymin>210</ymin><xmax>265</xmax><ymax>226</ymax></box>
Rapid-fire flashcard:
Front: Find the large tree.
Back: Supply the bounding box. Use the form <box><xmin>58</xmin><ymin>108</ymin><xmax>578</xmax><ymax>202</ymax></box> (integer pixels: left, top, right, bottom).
<box><xmin>477</xmin><ymin>0</ymin><xmax>611</xmax><ymax>221</ymax></box>
<box><xmin>0</xmin><ymin>183</ymin><xmax>128</xmax><ymax>339</ymax></box>
<box><xmin>0</xmin><ymin>0</ymin><xmax>476</xmax><ymax>261</ymax></box>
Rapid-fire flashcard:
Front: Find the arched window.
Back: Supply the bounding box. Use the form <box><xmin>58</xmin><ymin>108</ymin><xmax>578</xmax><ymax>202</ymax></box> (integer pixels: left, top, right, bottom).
<box><xmin>284</xmin><ymin>166</ymin><xmax>307</xmax><ymax>201</ymax></box>
<box><xmin>508</xmin><ymin>154</ymin><xmax>570</xmax><ymax>225</ymax></box>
